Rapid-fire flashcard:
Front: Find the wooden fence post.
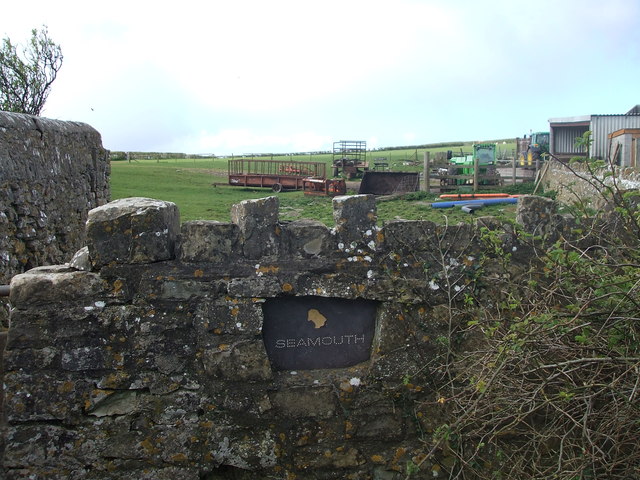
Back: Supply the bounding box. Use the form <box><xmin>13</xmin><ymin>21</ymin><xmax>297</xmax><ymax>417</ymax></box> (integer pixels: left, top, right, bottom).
<box><xmin>473</xmin><ymin>155</ymin><xmax>479</xmax><ymax>192</ymax></box>
<box><xmin>423</xmin><ymin>151</ymin><xmax>430</xmax><ymax>193</ymax></box>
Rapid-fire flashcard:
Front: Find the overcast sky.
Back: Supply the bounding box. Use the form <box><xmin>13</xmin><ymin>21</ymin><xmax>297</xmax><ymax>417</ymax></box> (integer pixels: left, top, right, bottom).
<box><xmin>3</xmin><ymin>0</ymin><xmax>639</xmax><ymax>155</ymax></box>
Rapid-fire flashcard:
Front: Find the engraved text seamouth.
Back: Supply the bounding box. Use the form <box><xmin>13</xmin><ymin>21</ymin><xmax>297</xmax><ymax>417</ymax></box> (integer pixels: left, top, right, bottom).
<box><xmin>274</xmin><ymin>334</ymin><xmax>366</xmax><ymax>349</ymax></box>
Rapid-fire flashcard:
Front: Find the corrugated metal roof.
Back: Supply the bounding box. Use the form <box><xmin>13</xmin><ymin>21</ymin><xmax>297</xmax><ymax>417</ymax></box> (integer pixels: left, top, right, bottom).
<box><xmin>626</xmin><ymin>105</ymin><xmax>640</xmax><ymax>115</ymax></box>
<box><xmin>549</xmin><ymin>115</ymin><xmax>591</xmax><ymax>124</ymax></box>
<box><xmin>549</xmin><ymin>105</ymin><xmax>640</xmax><ymax>124</ymax></box>
<box><xmin>592</xmin><ymin>112</ymin><xmax>640</xmax><ymax>117</ymax></box>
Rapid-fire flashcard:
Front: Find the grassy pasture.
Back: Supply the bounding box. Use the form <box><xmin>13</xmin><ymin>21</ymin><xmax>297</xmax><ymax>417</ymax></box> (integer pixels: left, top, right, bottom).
<box><xmin>109</xmin><ymin>139</ymin><xmax>523</xmax><ymax>225</ymax></box>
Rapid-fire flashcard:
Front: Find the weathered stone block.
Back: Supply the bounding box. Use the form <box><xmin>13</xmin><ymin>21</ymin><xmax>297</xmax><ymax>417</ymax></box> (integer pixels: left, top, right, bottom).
<box><xmin>230</xmin><ymin>196</ymin><xmax>280</xmax><ymax>259</ymax></box>
<box><xmin>195</xmin><ymin>300</ymin><xmax>264</xmax><ymax>337</ymax></box>
<box><xmin>269</xmin><ymin>387</ymin><xmax>335</xmax><ymax>418</ymax></box>
<box><xmin>0</xmin><ymin>344</ymin><xmax>59</xmax><ymax>371</ymax></box>
<box><xmin>202</xmin><ymin>340</ymin><xmax>273</xmax><ymax>382</ymax></box>
<box><xmin>231</xmin><ymin>196</ymin><xmax>279</xmax><ymax>230</ymax></box>
<box><xmin>178</xmin><ymin>220</ymin><xmax>239</xmax><ymax>263</ymax></box>
<box><xmin>61</xmin><ymin>346</ymin><xmax>106</xmax><ymax>371</ymax></box>
<box><xmin>68</xmin><ymin>246</ymin><xmax>91</xmax><ymax>271</ymax></box>
<box><xmin>3</xmin><ymin>424</ymin><xmax>86</xmax><ymax>470</ymax></box>
<box><xmin>156</xmin><ymin>279</ymin><xmax>214</xmax><ymax>301</ymax></box>
<box><xmin>352</xmin><ymin>413</ymin><xmax>404</xmax><ymax>440</ymax></box>
<box><xmin>332</xmin><ymin>194</ymin><xmax>377</xmax><ymax>249</ymax></box>
<box><xmin>516</xmin><ymin>194</ymin><xmax>560</xmax><ymax>238</ymax></box>
<box><xmin>208</xmin><ymin>431</ymin><xmax>278</xmax><ymax>470</ymax></box>
<box><xmin>86</xmin><ymin>197</ymin><xmax>180</xmax><ymax>267</ymax></box>
<box><xmin>85</xmin><ymin>390</ymin><xmax>142</xmax><ymax>417</ymax></box>
<box><xmin>280</xmin><ymin>219</ymin><xmax>334</xmax><ymax>258</ymax></box>
<box><xmin>382</xmin><ymin>219</ymin><xmax>438</xmax><ymax>252</ymax></box>
<box><xmin>227</xmin><ymin>275</ymin><xmax>283</xmax><ymax>298</ymax></box>
<box><xmin>9</xmin><ymin>268</ymin><xmax>105</xmax><ymax>308</ymax></box>
<box><xmin>294</xmin><ymin>445</ymin><xmax>364</xmax><ymax>469</ymax></box>
<box><xmin>4</xmin><ymin>371</ymin><xmax>87</xmax><ymax>422</ymax></box>
<box><xmin>373</xmin><ymin>303</ymin><xmax>413</xmax><ymax>355</ymax></box>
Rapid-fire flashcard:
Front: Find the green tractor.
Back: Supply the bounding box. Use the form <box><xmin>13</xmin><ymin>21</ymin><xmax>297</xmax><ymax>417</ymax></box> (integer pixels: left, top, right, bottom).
<box><xmin>519</xmin><ymin>131</ymin><xmax>549</xmax><ymax>167</ymax></box>
<box><xmin>442</xmin><ymin>143</ymin><xmax>501</xmax><ymax>186</ymax></box>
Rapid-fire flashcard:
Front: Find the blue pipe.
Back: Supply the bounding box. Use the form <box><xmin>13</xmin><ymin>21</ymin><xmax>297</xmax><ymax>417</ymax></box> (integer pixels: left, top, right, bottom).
<box><xmin>431</xmin><ymin>197</ymin><xmax>518</xmax><ymax>208</ymax></box>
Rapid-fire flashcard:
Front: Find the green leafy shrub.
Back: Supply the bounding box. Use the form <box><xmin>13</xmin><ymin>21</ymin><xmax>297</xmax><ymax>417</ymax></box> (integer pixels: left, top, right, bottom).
<box><xmin>406</xmin><ymin>136</ymin><xmax>640</xmax><ymax>479</ymax></box>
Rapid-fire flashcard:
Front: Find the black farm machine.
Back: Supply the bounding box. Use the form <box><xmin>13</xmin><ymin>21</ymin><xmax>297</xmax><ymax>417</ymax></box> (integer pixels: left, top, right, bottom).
<box><xmin>517</xmin><ymin>131</ymin><xmax>549</xmax><ymax>167</ymax></box>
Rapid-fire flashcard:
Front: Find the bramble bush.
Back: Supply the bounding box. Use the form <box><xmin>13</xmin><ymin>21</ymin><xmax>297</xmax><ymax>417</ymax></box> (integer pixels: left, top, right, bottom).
<box><xmin>406</xmin><ymin>133</ymin><xmax>640</xmax><ymax>479</ymax></box>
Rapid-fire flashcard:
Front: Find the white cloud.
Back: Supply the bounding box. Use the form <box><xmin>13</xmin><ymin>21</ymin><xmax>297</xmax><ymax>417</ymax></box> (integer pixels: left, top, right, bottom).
<box><xmin>180</xmin><ymin>128</ymin><xmax>332</xmax><ymax>155</ymax></box>
<box><xmin>3</xmin><ymin>0</ymin><xmax>640</xmax><ymax>154</ymax></box>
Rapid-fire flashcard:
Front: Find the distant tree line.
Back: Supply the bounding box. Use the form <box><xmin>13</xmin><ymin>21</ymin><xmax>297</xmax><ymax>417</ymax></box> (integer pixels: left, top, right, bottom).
<box><xmin>109</xmin><ymin>152</ymin><xmax>216</xmax><ymax>161</ymax></box>
<box><xmin>372</xmin><ymin>141</ymin><xmax>465</xmax><ymax>152</ymax></box>
<box><xmin>110</xmin><ymin>140</ymin><xmax>517</xmax><ymax>161</ymax></box>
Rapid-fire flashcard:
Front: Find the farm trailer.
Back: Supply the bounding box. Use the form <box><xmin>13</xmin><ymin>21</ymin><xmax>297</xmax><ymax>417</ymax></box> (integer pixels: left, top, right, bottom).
<box><xmin>228</xmin><ymin>158</ymin><xmax>328</xmax><ymax>193</ymax></box>
<box><xmin>301</xmin><ymin>177</ymin><xmax>347</xmax><ymax>196</ymax></box>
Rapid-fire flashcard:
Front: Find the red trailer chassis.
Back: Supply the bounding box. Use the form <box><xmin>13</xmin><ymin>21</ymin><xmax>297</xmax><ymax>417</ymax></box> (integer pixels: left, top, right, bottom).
<box><xmin>228</xmin><ymin>159</ymin><xmax>327</xmax><ymax>192</ymax></box>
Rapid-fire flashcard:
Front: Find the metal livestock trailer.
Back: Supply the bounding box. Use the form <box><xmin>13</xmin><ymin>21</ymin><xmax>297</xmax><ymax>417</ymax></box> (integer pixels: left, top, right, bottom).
<box><xmin>228</xmin><ymin>159</ymin><xmax>327</xmax><ymax>192</ymax></box>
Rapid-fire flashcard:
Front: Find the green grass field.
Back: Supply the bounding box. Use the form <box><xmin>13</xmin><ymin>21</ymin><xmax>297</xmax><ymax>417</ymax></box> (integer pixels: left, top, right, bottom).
<box><xmin>109</xmin><ymin>140</ymin><xmax>525</xmax><ymax>225</ymax></box>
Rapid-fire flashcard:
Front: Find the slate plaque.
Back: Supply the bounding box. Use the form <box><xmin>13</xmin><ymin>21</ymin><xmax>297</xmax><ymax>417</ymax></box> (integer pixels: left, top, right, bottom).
<box><xmin>262</xmin><ymin>296</ymin><xmax>377</xmax><ymax>370</ymax></box>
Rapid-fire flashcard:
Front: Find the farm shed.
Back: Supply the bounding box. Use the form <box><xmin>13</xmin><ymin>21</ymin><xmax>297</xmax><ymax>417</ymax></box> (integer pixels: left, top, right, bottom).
<box><xmin>549</xmin><ymin>105</ymin><xmax>640</xmax><ymax>161</ymax></box>
<box><xmin>609</xmin><ymin>128</ymin><xmax>640</xmax><ymax>168</ymax></box>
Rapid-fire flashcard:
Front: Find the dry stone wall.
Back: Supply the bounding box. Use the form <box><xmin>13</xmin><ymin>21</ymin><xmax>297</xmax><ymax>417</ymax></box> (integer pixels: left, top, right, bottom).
<box><xmin>544</xmin><ymin>159</ymin><xmax>640</xmax><ymax>209</ymax></box>
<box><xmin>2</xmin><ymin>194</ymin><xmax>563</xmax><ymax>479</ymax></box>
<box><xmin>0</xmin><ymin>111</ymin><xmax>109</xmax><ymax>284</ymax></box>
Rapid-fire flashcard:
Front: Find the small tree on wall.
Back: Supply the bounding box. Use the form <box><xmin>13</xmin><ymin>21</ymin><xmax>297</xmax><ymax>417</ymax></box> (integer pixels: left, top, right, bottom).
<box><xmin>0</xmin><ymin>26</ymin><xmax>63</xmax><ymax>115</ymax></box>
